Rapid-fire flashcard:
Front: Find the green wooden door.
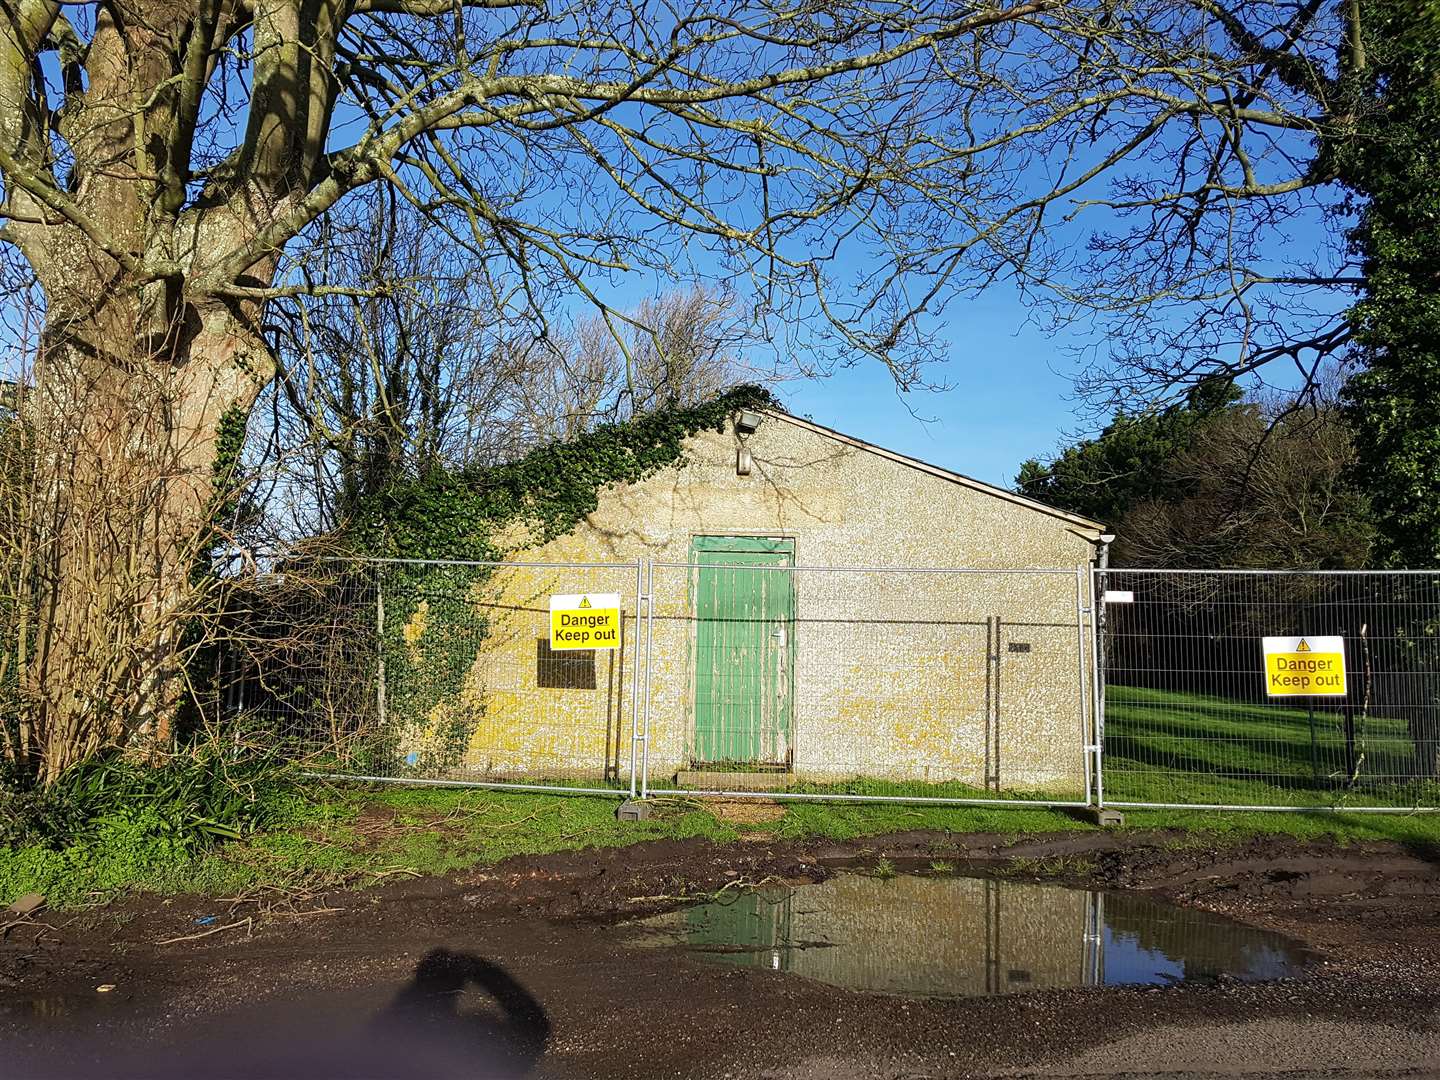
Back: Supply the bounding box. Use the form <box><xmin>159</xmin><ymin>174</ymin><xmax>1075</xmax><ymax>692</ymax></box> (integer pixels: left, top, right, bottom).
<box><xmin>692</xmin><ymin>536</ymin><xmax>795</xmax><ymax>766</ymax></box>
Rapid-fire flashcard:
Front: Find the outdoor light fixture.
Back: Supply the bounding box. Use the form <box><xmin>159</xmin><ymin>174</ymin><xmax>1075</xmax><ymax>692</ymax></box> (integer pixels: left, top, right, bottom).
<box><xmin>1097</xmin><ymin>533</ymin><xmax>1116</xmax><ymax>573</ymax></box>
<box><xmin>735</xmin><ymin>409</ymin><xmax>762</xmax><ymax>434</ymax></box>
<box><xmin>736</xmin><ymin>447</ymin><xmax>754</xmax><ymax>476</ymax></box>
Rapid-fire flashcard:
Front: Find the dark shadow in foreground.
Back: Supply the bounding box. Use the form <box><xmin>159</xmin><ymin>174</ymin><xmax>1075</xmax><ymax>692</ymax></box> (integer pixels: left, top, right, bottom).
<box><xmin>6</xmin><ymin>947</ymin><xmax>552</xmax><ymax>1079</ymax></box>
<box><xmin>372</xmin><ymin>946</ymin><xmax>553</xmax><ymax>1076</ymax></box>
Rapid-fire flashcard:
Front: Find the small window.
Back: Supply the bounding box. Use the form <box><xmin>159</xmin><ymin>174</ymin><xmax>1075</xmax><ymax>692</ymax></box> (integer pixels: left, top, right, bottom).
<box><xmin>536</xmin><ymin>638</ymin><xmax>597</xmax><ymax>689</ymax></box>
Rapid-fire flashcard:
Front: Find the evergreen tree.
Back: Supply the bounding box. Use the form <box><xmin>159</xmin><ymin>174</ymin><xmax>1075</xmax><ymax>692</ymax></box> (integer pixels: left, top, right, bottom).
<box><xmin>1337</xmin><ymin>1</ymin><xmax>1440</xmax><ymax>568</ymax></box>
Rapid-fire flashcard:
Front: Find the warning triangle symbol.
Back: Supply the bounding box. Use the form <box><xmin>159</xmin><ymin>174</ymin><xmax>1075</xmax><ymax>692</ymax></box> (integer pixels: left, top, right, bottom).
<box><xmin>579</xmin><ymin>597</ymin><xmax>591</xmax><ymax>608</ymax></box>
<box><xmin>1296</xmin><ymin>639</ymin><xmax>1311</xmax><ymax>652</ymax></box>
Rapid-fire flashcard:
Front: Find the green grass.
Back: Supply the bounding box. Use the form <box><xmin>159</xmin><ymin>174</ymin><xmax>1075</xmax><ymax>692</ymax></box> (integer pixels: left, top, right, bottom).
<box><xmin>0</xmin><ymin>784</ymin><xmax>740</xmax><ymax>908</ymax></box>
<box><xmin>1121</xmin><ymin>806</ymin><xmax>1440</xmax><ymax>845</ymax></box>
<box><xmin>5</xmin><ymin>781</ymin><xmax>1440</xmax><ymax>910</ymax></box>
<box><xmin>691</xmin><ymin>776</ymin><xmax>1083</xmax><ymax>803</ymax></box>
<box><xmin>7</xmin><ymin>680</ymin><xmax>1440</xmax><ymax>911</ymax></box>
<box><xmin>1105</xmin><ymin>684</ymin><xmax>1440</xmax><ymax>810</ymax></box>
<box><xmin>766</xmin><ymin>798</ymin><xmax>1088</xmax><ymax>840</ymax></box>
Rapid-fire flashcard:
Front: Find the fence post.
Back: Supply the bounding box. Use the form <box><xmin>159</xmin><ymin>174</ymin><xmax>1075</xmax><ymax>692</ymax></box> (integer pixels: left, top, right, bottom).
<box><xmin>641</xmin><ymin>558</ymin><xmax>655</xmax><ymax>799</ymax></box>
<box><xmin>986</xmin><ymin>613</ymin><xmax>1000</xmax><ymax>791</ymax></box>
<box><xmin>1088</xmin><ymin>563</ymin><xmax>1109</xmax><ymax>815</ymax></box>
<box><xmin>628</xmin><ymin>560</ymin><xmax>644</xmax><ymax>799</ymax></box>
<box><xmin>1075</xmin><ymin>565</ymin><xmax>1092</xmax><ymax>808</ymax></box>
<box><xmin>375</xmin><ymin>562</ymin><xmax>388</xmax><ymax>739</ymax></box>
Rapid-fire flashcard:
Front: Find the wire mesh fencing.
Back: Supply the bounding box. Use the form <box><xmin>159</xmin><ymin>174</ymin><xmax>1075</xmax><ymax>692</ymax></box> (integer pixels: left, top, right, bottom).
<box><xmin>210</xmin><ymin>556</ymin><xmax>1440</xmax><ymax>814</ymax></box>
<box><xmin>214</xmin><ymin>558</ymin><xmax>642</xmax><ymax>796</ymax></box>
<box><xmin>1096</xmin><ymin>569</ymin><xmax>1440</xmax><ymax>811</ymax></box>
<box><xmin>213</xmin><ymin>557</ymin><xmax>1095</xmax><ymax>806</ymax></box>
<box><xmin>211</xmin><ymin>559</ymin><xmax>382</xmax><ymax>761</ymax></box>
<box><xmin>640</xmin><ymin>562</ymin><xmax>1095</xmax><ymax>805</ymax></box>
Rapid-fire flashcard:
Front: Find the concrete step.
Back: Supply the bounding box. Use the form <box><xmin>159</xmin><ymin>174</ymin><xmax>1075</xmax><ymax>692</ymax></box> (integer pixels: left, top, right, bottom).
<box><xmin>674</xmin><ymin>770</ymin><xmax>792</xmax><ymax>791</ymax></box>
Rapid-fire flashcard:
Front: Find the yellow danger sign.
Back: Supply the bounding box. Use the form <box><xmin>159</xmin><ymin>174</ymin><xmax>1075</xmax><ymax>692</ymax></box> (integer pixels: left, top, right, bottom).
<box><xmin>549</xmin><ymin>592</ymin><xmax>621</xmax><ymax>650</ymax></box>
<box><xmin>1262</xmin><ymin>635</ymin><xmax>1346</xmax><ymax>697</ymax></box>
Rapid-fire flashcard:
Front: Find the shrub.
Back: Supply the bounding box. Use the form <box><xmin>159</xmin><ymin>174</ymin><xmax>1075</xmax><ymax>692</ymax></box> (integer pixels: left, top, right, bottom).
<box><xmin>0</xmin><ymin>737</ymin><xmax>304</xmax><ymax>851</ymax></box>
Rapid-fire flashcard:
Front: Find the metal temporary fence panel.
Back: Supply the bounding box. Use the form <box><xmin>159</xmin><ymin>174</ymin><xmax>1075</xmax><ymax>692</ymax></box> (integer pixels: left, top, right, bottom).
<box><xmin>223</xmin><ymin>558</ymin><xmax>643</xmax><ymax>797</ymax></box>
<box><xmin>213</xmin><ymin>559</ymin><xmax>382</xmax><ymax>759</ymax></box>
<box><xmin>1096</xmin><ymin>568</ymin><xmax>1440</xmax><ymax>812</ymax></box>
<box><xmin>641</xmin><ymin>561</ymin><xmax>1094</xmax><ymax>806</ymax></box>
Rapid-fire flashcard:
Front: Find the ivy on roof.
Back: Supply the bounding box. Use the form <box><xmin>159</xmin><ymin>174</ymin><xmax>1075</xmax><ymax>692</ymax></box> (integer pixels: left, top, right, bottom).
<box><xmin>353</xmin><ymin>384</ymin><xmax>776</xmax><ymax>561</ymax></box>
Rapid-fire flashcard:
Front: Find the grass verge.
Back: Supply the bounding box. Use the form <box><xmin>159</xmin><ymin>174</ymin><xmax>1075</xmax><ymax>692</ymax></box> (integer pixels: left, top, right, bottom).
<box><xmin>5</xmin><ymin>779</ymin><xmax>1440</xmax><ymax>910</ymax></box>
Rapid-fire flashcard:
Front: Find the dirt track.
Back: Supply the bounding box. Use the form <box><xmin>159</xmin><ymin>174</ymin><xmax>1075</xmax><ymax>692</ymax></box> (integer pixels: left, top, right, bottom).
<box><xmin>3</xmin><ymin>830</ymin><xmax>1440</xmax><ymax>1079</ymax></box>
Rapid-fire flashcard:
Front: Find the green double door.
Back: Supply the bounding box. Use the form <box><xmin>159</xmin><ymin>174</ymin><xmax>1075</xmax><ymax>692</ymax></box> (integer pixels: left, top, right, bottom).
<box><xmin>692</xmin><ymin>536</ymin><xmax>795</xmax><ymax>767</ymax></box>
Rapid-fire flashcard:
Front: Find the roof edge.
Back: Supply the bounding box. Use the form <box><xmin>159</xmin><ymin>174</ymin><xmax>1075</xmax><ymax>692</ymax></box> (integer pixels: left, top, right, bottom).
<box><xmin>761</xmin><ymin>409</ymin><xmax>1107</xmax><ymax>535</ymax></box>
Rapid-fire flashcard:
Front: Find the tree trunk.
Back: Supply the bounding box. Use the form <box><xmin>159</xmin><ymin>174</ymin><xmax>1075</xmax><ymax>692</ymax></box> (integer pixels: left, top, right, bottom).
<box><xmin>19</xmin><ymin>294</ymin><xmax>271</xmax><ymax>783</ymax></box>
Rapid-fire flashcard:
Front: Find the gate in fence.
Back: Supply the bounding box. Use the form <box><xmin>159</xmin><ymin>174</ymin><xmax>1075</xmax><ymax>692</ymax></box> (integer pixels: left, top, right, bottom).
<box><xmin>216</xmin><ymin>559</ymin><xmax>1440</xmax><ymax>814</ymax></box>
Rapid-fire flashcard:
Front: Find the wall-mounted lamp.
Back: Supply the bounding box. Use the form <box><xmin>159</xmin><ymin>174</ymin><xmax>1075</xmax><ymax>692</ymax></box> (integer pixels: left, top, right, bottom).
<box><xmin>735</xmin><ymin>409</ymin><xmax>762</xmax><ymax>434</ymax></box>
<box><xmin>1097</xmin><ymin>532</ymin><xmax>1116</xmax><ymax>572</ymax></box>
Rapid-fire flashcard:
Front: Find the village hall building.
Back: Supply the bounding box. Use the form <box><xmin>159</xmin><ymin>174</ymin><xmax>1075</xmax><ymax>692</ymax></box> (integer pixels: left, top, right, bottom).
<box><xmin>398</xmin><ymin>405</ymin><xmax>1106</xmax><ymax>796</ymax></box>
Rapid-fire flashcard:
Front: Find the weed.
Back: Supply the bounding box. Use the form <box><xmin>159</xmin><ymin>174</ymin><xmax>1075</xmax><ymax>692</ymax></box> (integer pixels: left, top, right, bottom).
<box><xmin>0</xmin><ymin>737</ymin><xmax>308</xmax><ymax>907</ymax></box>
<box><xmin>1</xmin><ymin>739</ymin><xmax>305</xmax><ymax>850</ymax></box>
<box><xmin>872</xmin><ymin>857</ymin><xmax>897</xmax><ymax>880</ymax></box>
<box><xmin>929</xmin><ymin>859</ymin><xmax>955</xmax><ymax>873</ymax></box>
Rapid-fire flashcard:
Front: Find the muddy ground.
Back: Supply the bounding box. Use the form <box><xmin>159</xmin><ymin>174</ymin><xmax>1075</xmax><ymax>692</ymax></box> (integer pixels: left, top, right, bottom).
<box><xmin>3</xmin><ymin>829</ymin><xmax>1440</xmax><ymax>1079</ymax></box>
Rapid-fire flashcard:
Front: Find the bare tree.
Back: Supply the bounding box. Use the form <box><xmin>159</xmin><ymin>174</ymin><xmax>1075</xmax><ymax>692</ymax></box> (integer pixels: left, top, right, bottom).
<box><xmin>252</xmin><ymin>194</ymin><xmax>746</xmax><ymax>542</ymax></box>
<box><xmin>1054</xmin><ymin>6</ymin><xmax>1365</xmax><ymax>409</ymax></box>
<box><xmin>506</xmin><ymin>287</ymin><xmax>745</xmax><ymax>443</ymax></box>
<box><xmin>628</xmin><ymin>289</ymin><xmax>742</xmax><ymax>413</ymax></box>
<box><xmin>253</xmin><ymin>194</ymin><xmax>546</xmax><ymax>540</ymax></box>
<box><xmin>0</xmin><ymin>0</ymin><xmax>1363</xmax><ymax>779</ymax></box>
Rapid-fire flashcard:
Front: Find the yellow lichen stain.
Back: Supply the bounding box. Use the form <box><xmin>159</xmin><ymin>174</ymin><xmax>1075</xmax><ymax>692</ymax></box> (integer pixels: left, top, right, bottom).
<box><xmin>378</xmin><ymin>418</ymin><xmax>1098</xmax><ymax>790</ymax></box>
<box><xmin>454</xmin><ymin>687</ymin><xmax>614</xmax><ymax>778</ymax></box>
<box><xmin>401</xmin><ymin>599</ymin><xmax>429</xmax><ymax>663</ymax></box>
<box><xmin>395</xmin><ymin>695</ymin><xmax>482</xmax><ymax>771</ymax></box>
<box><xmin>465</xmin><ymin>693</ymin><xmax>534</xmax><ymax>756</ymax></box>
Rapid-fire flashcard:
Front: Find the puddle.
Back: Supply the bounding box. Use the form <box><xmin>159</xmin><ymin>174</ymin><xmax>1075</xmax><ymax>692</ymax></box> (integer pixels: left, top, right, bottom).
<box><xmin>629</xmin><ymin>873</ymin><xmax>1309</xmax><ymax>999</ymax></box>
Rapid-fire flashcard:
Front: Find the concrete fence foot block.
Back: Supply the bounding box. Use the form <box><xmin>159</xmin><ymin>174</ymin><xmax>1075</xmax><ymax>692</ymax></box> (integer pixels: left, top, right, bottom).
<box><xmin>616</xmin><ymin>799</ymin><xmax>653</xmax><ymax>822</ymax></box>
<box><xmin>1079</xmin><ymin>806</ymin><xmax>1125</xmax><ymax>827</ymax></box>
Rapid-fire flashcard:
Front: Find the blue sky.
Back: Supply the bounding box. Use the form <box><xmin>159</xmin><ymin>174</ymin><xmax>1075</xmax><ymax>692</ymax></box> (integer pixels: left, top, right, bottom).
<box><xmin>764</xmin><ymin>204</ymin><xmax>1352</xmax><ymax>491</ymax></box>
<box><xmin>275</xmin><ymin>10</ymin><xmax>1348</xmax><ymax>494</ymax></box>
<box><xmin>775</xmin><ymin>297</ymin><xmax>1081</xmax><ymax>491</ymax></box>
<box><xmin>14</xmin><ymin>6</ymin><xmax>1345</xmax><ymax>498</ymax></box>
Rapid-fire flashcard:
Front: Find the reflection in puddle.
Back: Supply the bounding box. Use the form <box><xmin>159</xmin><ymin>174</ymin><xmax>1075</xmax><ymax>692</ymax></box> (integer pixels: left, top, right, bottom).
<box><xmin>631</xmin><ymin>874</ymin><xmax>1308</xmax><ymax>998</ymax></box>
